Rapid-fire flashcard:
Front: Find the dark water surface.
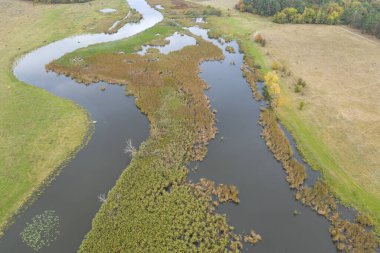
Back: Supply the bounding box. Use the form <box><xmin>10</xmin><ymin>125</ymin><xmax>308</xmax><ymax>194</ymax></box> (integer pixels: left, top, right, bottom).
<box><xmin>0</xmin><ymin>0</ymin><xmax>161</xmax><ymax>252</ymax></box>
<box><xmin>188</xmin><ymin>26</ymin><xmax>337</xmax><ymax>253</ymax></box>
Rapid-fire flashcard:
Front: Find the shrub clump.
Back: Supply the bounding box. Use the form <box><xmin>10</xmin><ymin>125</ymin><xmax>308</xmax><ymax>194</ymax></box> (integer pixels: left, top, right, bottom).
<box><xmin>271</xmin><ymin>61</ymin><xmax>280</xmax><ymax>70</ymax></box>
<box><xmin>202</xmin><ymin>5</ymin><xmax>222</xmax><ymax>17</ymax></box>
<box><xmin>298</xmin><ymin>101</ymin><xmax>305</xmax><ymax>110</ymax></box>
<box><xmin>254</xmin><ymin>33</ymin><xmax>266</xmax><ymax>47</ymax></box>
<box><xmin>297</xmin><ymin>78</ymin><xmax>307</xmax><ymax>88</ymax></box>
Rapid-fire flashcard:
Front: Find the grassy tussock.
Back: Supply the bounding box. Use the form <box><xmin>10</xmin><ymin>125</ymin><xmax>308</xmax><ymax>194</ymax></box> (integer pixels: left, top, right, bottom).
<box><xmin>47</xmin><ymin>24</ymin><xmax>253</xmax><ymax>251</ymax></box>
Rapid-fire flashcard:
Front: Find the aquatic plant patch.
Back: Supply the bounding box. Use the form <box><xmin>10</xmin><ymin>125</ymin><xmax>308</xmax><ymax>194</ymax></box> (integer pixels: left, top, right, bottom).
<box><xmin>20</xmin><ymin>210</ymin><xmax>60</xmax><ymax>251</ymax></box>
<box><xmin>225</xmin><ymin>45</ymin><xmax>235</xmax><ymax>53</ymax></box>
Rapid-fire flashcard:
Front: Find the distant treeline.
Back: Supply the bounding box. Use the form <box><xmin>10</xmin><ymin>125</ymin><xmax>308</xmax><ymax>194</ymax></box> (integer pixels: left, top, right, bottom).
<box><xmin>236</xmin><ymin>0</ymin><xmax>380</xmax><ymax>38</ymax></box>
<box><xmin>28</xmin><ymin>0</ymin><xmax>91</xmax><ymax>3</ymax></box>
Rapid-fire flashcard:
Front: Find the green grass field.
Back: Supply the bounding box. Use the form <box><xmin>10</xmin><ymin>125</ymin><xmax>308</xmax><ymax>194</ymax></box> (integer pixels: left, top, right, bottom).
<box><xmin>0</xmin><ymin>0</ymin><xmax>129</xmax><ymax>234</ymax></box>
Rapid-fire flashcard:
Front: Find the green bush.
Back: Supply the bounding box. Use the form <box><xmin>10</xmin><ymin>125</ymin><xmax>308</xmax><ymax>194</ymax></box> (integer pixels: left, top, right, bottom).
<box><xmin>203</xmin><ymin>6</ymin><xmax>222</xmax><ymax>17</ymax></box>
<box><xmin>299</xmin><ymin>101</ymin><xmax>304</xmax><ymax>110</ymax></box>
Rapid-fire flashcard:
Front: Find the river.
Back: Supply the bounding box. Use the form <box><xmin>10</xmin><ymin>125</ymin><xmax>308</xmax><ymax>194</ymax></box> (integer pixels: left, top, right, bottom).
<box><xmin>0</xmin><ymin>0</ymin><xmax>340</xmax><ymax>252</ymax></box>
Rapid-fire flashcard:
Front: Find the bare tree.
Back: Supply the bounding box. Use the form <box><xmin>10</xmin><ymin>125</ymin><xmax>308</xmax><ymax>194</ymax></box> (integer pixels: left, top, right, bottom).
<box><xmin>98</xmin><ymin>193</ymin><xmax>107</xmax><ymax>203</ymax></box>
<box><xmin>124</xmin><ymin>139</ymin><xmax>135</xmax><ymax>157</ymax></box>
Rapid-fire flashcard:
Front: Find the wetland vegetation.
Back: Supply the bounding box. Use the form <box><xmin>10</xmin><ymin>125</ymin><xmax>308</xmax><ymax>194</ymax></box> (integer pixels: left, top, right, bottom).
<box><xmin>2</xmin><ymin>0</ymin><xmax>379</xmax><ymax>251</ymax></box>
<box><xmin>47</xmin><ymin>22</ymin><xmax>254</xmax><ymax>251</ymax></box>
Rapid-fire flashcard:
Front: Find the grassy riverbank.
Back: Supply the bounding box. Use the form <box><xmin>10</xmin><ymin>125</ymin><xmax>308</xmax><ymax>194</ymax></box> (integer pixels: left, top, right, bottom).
<box><xmin>48</xmin><ymin>22</ymin><xmax>250</xmax><ymax>251</ymax></box>
<box><xmin>0</xmin><ymin>0</ymin><xmax>129</xmax><ymax>234</ymax></box>
<box><xmin>192</xmin><ymin>0</ymin><xmax>380</xmax><ymax>231</ymax></box>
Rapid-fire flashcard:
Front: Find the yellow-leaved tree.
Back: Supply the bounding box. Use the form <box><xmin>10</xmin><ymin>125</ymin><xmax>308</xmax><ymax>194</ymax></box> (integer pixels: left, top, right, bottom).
<box><xmin>264</xmin><ymin>71</ymin><xmax>281</xmax><ymax>108</ymax></box>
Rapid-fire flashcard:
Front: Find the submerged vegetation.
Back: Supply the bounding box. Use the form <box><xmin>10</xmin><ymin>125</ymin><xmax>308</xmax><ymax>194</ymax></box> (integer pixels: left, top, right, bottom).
<box><xmin>254</xmin><ymin>33</ymin><xmax>266</xmax><ymax>47</ymax></box>
<box><xmin>47</xmin><ymin>23</ymin><xmax>254</xmax><ymax>251</ymax></box>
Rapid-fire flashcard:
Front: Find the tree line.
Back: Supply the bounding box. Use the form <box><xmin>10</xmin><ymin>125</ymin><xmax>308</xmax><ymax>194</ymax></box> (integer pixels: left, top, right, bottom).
<box><xmin>235</xmin><ymin>0</ymin><xmax>380</xmax><ymax>38</ymax></box>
